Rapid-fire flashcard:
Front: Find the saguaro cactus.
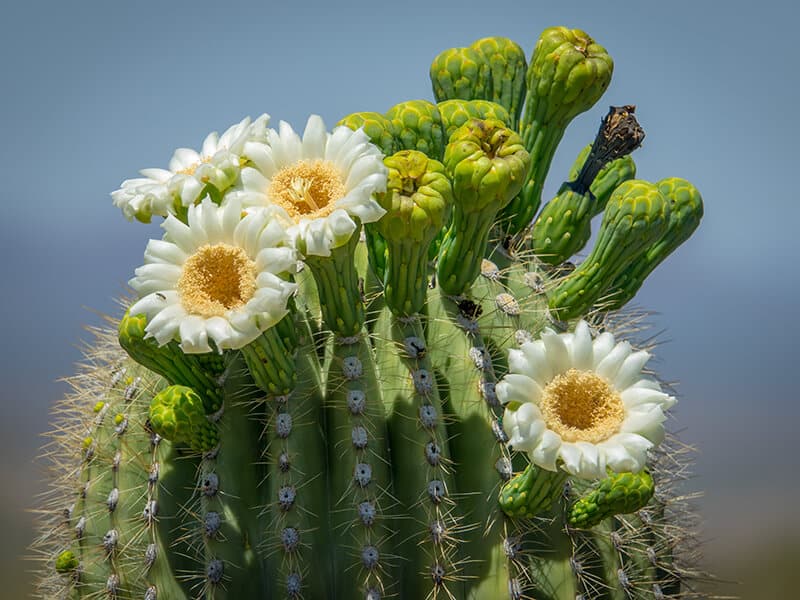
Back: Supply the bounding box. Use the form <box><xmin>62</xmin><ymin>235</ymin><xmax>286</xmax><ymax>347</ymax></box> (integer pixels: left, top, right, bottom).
<box><xmin>35</xmin><ymin>25</ymin><xmax>706</xmax><ymax>600</ymax></box>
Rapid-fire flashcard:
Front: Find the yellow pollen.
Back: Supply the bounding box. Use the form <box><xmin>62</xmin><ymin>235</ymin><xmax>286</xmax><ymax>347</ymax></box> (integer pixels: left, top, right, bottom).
<box><xmin>267</xmin><ymin>159</ymin><xmax>345</xmax><ymax>221</ymax></box>
<box><xmin>177</xmin><ymin>244</ymin><xmax>257</xmax><ymax>317</ymax></box>
<box><xmin>176</xmin><ymin>155</ymin><xmax>212</xmax><ymax>176</ymax></box>
<box><xmin>539</xmin><ymin>369</ymin><xmax>624</xmax><ymax>444</ymax></box>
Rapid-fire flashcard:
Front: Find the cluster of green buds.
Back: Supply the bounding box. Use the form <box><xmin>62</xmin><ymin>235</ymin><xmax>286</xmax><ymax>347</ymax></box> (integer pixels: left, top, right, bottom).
<box><xmin>35</xmin><ymin>24</ymin><xmax>706</xmax><ymax>600</ymax></box>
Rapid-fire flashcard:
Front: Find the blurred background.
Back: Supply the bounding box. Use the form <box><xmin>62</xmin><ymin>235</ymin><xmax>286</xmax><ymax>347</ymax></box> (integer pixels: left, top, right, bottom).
<box><xmin>2</xmin><ymin>0</ymin><xmax>796</xmax><ymax>597</ymax></box>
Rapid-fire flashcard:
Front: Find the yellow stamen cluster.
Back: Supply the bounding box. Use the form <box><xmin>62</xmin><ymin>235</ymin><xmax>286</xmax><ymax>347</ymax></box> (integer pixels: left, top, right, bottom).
<box><xmin>268</xmin><ymin>159</ymin><xmax>345</xmax><ymax>220</ymax></box>
<box><xmin>540</xmin><ymin>369</ymin><xmax>624</xmax><ymax>443</ymax></box>
<box><xmin>176</xmin><ymin>155</ymin><xmax>212</xmax><ymax>176</ymax></box>
<box><xmin>178</xmin><ymin>244</ymin><xmax>257</xmax><ymax>317</ymax></box>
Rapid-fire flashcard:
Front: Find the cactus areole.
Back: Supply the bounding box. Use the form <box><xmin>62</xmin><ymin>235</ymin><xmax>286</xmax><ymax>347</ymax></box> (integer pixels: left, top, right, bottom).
<box><xmin>36</xmin><ymin>26</ymin><xmax>706</xmax><ymax>600</ymax></box>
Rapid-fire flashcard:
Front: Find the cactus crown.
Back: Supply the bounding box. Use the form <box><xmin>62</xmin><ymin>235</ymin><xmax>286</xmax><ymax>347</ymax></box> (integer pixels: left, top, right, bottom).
<box><xmin>35</xmin><ymin>25</ymin><xmax>707</xmax><ymax>600</ymax></box>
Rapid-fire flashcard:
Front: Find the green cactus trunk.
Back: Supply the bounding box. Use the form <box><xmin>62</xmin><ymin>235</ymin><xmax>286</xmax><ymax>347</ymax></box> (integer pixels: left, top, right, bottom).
<box><xmin>35</xmin><ymin>25</ymin><xmax>707</xmax><ymax>600</ymax></box>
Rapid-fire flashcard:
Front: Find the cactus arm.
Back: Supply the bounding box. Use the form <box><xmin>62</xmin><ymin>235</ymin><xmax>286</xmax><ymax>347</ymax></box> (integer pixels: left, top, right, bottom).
<box><xmin>374</xmin><ymin>308</ymin><xmax>461</xmax><ymax>599</ymax></box>
<box><xmin>324</xmin><ymin>336</ymin><xmax>393</xmax><ymax>599</ymax></box>
<box><xmin>195</xmin><ymin>357</ymin><xmax>269</xmax><ymax>599</ymax></box>
<box><xmin>264</xmin><ymin>335</ymin><xmax>332</xmax><ymax>599</ymax></box>
<box><xmin>76</xmin><ymin>381</ymin><xmax>124</xmax><ymax>596</ymax></box>
<box><xmin>425</xmin><ymin>287</ymin><xmax>516</xmax><ymax>599</ymax></box>
<box><xmin>241</xmin><ymin>309</ymin><xmax>333</xmax><ymax>599</ymax></box>
<box><xmin>305</xmin><ymin>230</ymin><xmax>394</xmax><ymax>599</ymax></box>
<box><xmin>501</xmin><ymin>27</ymin><xmax>614</xmax><ymax>235</ymax></box>
<box><xmin>146</xmin><ymin>439</ymin><xmax>195</xmax><ymax>600</ymax></box>
<box><xmin>114</xmin><ymin>379</ymin><xmax>191</xmax><ymax>600</ymax></box>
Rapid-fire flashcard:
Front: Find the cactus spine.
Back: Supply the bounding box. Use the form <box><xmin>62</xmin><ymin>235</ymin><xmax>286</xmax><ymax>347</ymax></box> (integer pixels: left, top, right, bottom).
<box><xmin>35</xmin><ymin>25</ymin><xmax>708</xmax><ymax>600</ymax></box>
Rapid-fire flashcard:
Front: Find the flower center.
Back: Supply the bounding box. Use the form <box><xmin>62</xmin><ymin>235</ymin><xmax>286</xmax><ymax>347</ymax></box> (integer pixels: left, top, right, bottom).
<box><xmin>178</xmin><ymin>244</ymin><xmax>257</xmax><ymax>317</ymax></box>
<box><xmin>268</xmin><ymin>159</ymin><xmax>345</xmax><ymax>221</ymax></box>
<box><xmin>539</xmin><ymin>369</ymin><xmax>624</xmax><ymax>444</ymax></box>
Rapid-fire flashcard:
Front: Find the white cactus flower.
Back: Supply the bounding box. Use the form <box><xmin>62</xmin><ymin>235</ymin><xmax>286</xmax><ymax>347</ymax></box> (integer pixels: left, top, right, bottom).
<box><xmin>498</xmin><ymin>321</ymin><xmax>676</xmax><ymax>480</ymax></box>
<box><xmin>112</xmin><ymin>115</ymin><xmax>270</xmax><ymax>222</ymax></box>
<box><xmin>228</xmin><ymin>114</ymin><xmax>387</xmax><ymax>257</ymax></box>
<box><xmin>128</xmin><ymin>198</ymin><xmax>297</xmax><ymax>354</ymax></box>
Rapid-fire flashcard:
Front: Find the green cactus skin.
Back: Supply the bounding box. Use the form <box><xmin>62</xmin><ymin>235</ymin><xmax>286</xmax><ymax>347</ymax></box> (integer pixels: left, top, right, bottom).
<box><xmin>547</xmin><ymin>180</ymin><xmax>671</xmax><ymax>321</ymax></box>
<box><xmin>568</xmin><ymin>470</ymin><xmax>655</xmax><ymax>529</ymax></box>
<box><xmin>304</xmin><ymin>231</ymin><xmax>366</xmax><ymax>338</ymax></box>
<box><xmin>531</xmin><ymin>188</ymin><xmax>595</xmax><ymax>266</ymax></box>
<box><xmin>37</xmin><ymin>258</ymin><xmax>703</xmax><ymax>600</ymax></box>
<box><xmin>502</xmin><ymin>27</ymin><xmax>614</xmax><ymax>235</ymax></box>
<box><xmin>602</xmin><ymin>177</ymin><xmax>704</xmax><ymax>311</ymax></box>
<box><xmin>35</xmin><ymin>26</ymin><xmax>709</xmax><ymax>600</ymax></box>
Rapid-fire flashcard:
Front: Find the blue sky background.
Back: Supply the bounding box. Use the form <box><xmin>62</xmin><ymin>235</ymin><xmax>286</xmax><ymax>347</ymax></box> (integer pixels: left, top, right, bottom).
<box><xmin>2</xmin><ymin>0</ymin><xmax>797</xmax><ymax>596</ymax></box>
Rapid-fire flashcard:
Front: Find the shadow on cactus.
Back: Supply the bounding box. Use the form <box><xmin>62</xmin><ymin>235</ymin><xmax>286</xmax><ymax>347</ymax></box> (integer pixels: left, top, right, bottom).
<box><xmin>34</xmin><ymin>25</ymin><xmax>710</xmax><ymax>600</ymax></box>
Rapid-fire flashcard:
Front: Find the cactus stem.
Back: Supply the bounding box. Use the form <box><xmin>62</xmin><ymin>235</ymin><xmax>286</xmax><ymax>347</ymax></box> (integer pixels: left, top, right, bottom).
<box><xmin>304</xmin><ymin>230</ymin><xmax>365</xmax><ymax>338</ymax></box>
<box><xmin>325</xmin><ymin>333</ymin><xmax>393</xmax><ymax>598</ymax></box>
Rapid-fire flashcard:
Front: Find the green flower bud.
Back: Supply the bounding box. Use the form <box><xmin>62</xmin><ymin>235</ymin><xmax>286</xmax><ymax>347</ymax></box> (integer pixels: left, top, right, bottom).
<box><xmin>437</xmin><ymin>118</ymin><xmax>530</xmax><ymax>295</ymax></box>
<box><xmin>548</xmin><ymin>180</ymin><xmax>670</xmax><ymax>320</ymax></box>
<box><xmin>437</xmin><ymin>99</ymin><xmax>510</xmax><ymax>142</ymax></box>
<box><xmin>375</xmin><ymin>151</ymin><xmax>452</xmax><ymax>243</ymax></box>
<box><xmin>526</xmin><ymin>27</ymin><xmax>613</xmax><ymax>122</ymax></box>
<box><xmin>499</xmin><ymin>464</ymin><xmax>567</xmax><ymax>519</ymax></box>
<box><xmin>385</xmin><ymin>100</ymin><xmax>446</xmax><ymax>160</ymax></box>
<box><xmin>372</xmin><ymin>150</ymin><xmax>453</xmax><ymax>315</ymax></box>
<box><xmin>149</xmin><ymin>385</ymin><xmax>219</xmax><ymax>452</ymax></box>
<box><xmin>470</xmin><ymin>36</ymin><xmax>527</xmax><ymax>128</ymax></box>
<box><xmin>430</xmin><ymin>46</ymin><xmax>491</xmax><ymax>104</ymax></box>
<box><xmin>443</xmin><ymin>118</ymin><xmax>529</xmax><ymax>213</ymax></box>
<box><xmin>503</xmin><ymin>27</ymin><xmax>614</xmax><ymax>235</ymax></box>
<box><xmin>337</xmin><ymin>111</ymin><xmax>397</xmax><ymax>156</ymax></box>
<box><xmin>54</xmin><ymin>550</ymin><xmax>79</xmax><ymax>574</ymax></box>
<box><xmin>568</xmin><ymin>470</ymin><xmax>655</xmax><ymax>528</ymax></box>
<box><xmin>604</xmin><ymin>178</ymin><xmax>703</xmax><ymax>311</ymax></box>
